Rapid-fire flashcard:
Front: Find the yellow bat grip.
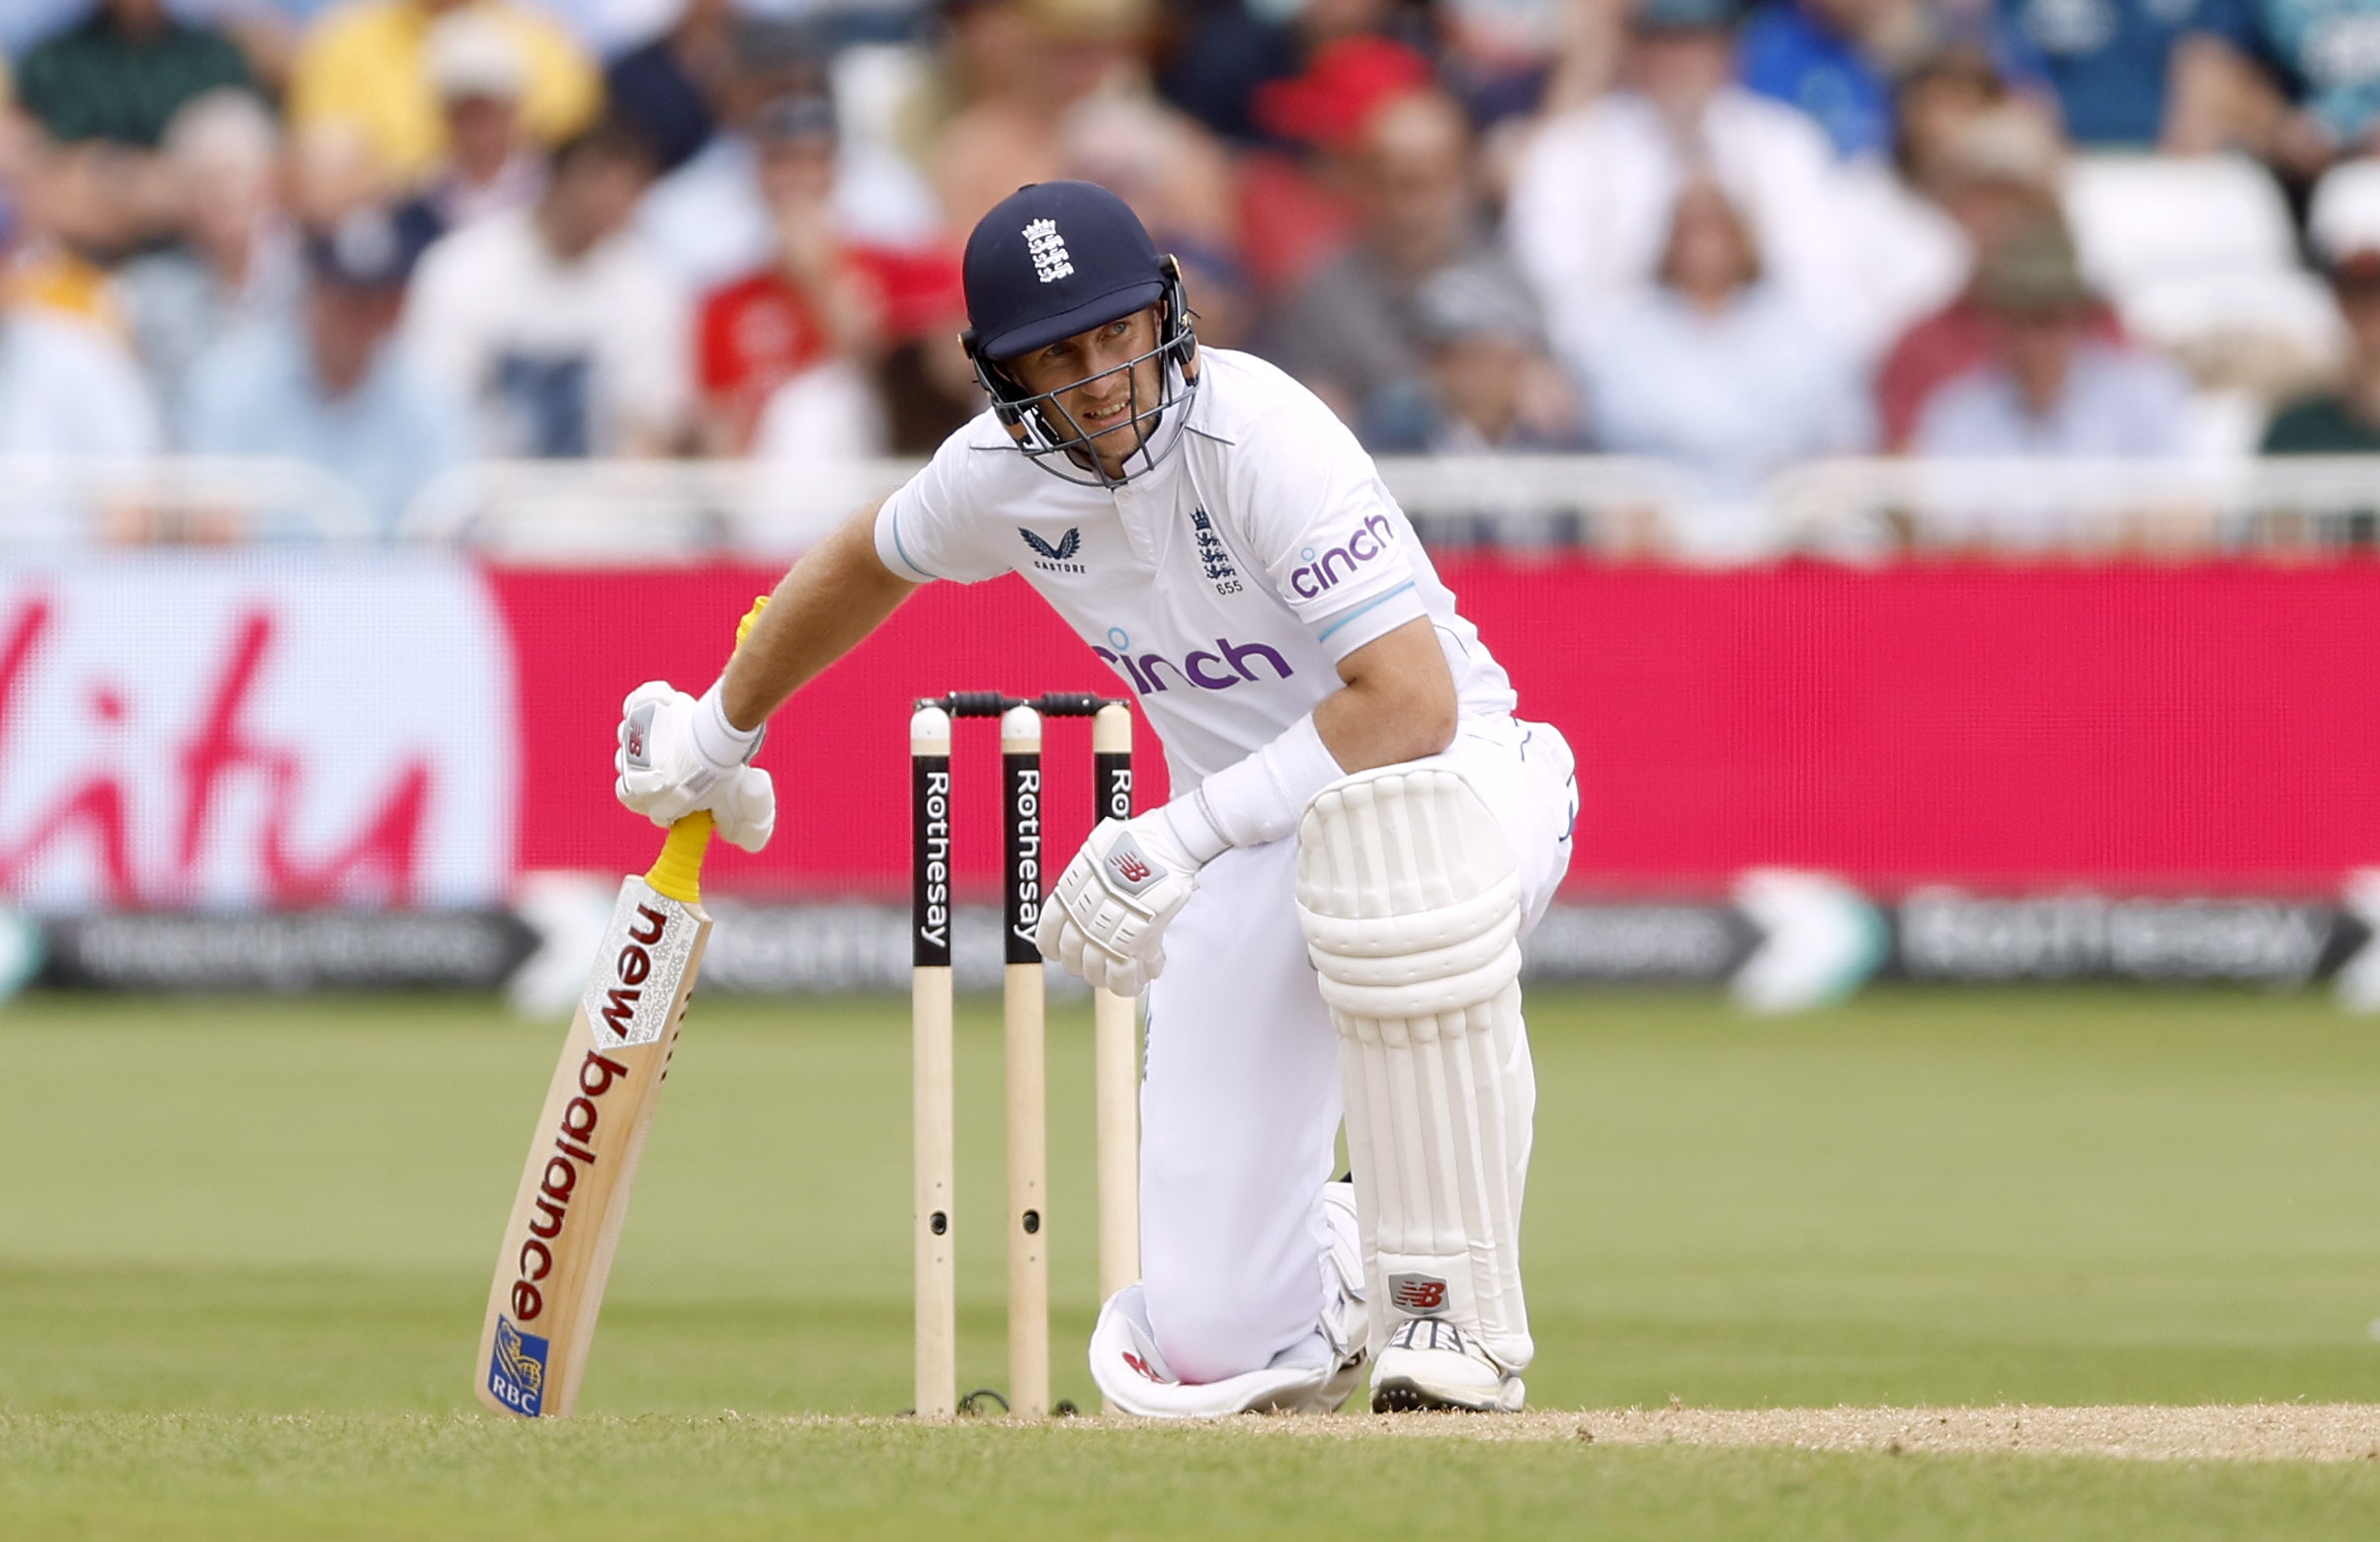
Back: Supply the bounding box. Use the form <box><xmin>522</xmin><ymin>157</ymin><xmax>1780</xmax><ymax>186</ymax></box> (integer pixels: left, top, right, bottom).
<box><xmin>640</xmin><ymin>595</ymin><xmax>770</xmax><ymax>906</ymax></box>
<box><xmin>645</xmin><ymin>811</ymin><xmax>713</xmax><ymax>904</ymax></box>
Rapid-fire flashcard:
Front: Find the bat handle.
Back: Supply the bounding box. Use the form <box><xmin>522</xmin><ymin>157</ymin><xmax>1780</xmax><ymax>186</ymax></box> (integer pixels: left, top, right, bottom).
<box><xmin>646</xmin><ymin>811</ymin><xmax>714</xmax><ymax>904</ymax></box>
<box><xmin>641</xmin><ymin>595</ymin><xmax>762</xmax><ymax>906</ymax></box>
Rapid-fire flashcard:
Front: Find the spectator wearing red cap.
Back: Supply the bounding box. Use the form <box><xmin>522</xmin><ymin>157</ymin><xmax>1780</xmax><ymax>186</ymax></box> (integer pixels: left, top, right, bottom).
<box><xmin>1156</xmin><ymin>0</ymin><xmax>1413</xmax><ymax>145</ymax></box>
<box><xmin>1235</xmin><ymin>34</ymin><xmax>1439</xmax><ymax>299</ymax></box>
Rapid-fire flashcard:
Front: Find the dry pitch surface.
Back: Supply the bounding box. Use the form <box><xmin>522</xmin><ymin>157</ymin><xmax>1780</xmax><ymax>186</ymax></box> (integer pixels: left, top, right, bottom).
<box><xmin>1115</xmin><ymin>1403</ymin><xmax>2380</xmax><ymax>1463</ymax></box>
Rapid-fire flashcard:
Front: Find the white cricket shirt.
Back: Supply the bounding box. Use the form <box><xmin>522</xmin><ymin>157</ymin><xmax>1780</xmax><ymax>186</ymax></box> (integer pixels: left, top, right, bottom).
<box><xmin>873</xmin><ymin>347</ymin><xmax>1517</xmax><ymax>784</ymax></box>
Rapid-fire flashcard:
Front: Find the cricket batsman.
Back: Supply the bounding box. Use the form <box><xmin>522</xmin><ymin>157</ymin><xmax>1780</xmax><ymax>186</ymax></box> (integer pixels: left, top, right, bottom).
<box><xmin>614</xmin><ymin>181</ymin><xmax>1578</xmax><ymax>1415</ymax></box>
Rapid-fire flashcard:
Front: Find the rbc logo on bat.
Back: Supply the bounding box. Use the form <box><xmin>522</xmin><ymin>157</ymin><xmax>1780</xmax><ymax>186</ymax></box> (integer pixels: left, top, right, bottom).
<box><xmin>488</xmin><ymin>1317</ymin><xmax>551</xmax><ymax>1417</ymax></box>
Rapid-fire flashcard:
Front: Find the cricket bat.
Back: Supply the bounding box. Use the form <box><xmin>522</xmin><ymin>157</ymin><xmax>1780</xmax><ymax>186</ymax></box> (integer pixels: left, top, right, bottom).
<box><xmin>475</xmin><ymin>604</ymin><xmax>762</xmax><ymax>1420</ymax></box>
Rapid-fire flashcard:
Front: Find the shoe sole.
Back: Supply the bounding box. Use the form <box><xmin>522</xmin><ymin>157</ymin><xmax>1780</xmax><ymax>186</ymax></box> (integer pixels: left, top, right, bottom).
<box><xmin>1369</xmin><ymin>1375</ymin><xmax>1521</xmax><ymax>1415</ymax></box>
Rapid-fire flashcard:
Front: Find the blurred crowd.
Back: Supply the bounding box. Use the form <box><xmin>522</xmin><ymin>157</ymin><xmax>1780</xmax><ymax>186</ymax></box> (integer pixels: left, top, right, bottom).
<box><xmin>10</xmin><ymin>0</ymin><xmax>2380</xmax><ymax>551</ymax></box>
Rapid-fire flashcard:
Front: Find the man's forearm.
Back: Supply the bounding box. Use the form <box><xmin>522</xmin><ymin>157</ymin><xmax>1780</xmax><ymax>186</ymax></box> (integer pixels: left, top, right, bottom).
<box><xmin>720</xmin><ymin>501</ymin><xmax>920</xmax><ymax>731</ymax></box>
<box><xmin>1314</xmin><ymin>618</ymin><xmax>1459</xmax><ymax>771</ymax></box>
<box><xmin>1165</xmin><ymin>617</ymin><xmax>1459</xmax><ymax>859</ymax></box>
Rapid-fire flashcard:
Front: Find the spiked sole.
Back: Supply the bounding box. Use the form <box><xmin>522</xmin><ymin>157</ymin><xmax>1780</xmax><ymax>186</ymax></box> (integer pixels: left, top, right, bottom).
<box><xmin>1370</xmin><ymin>1375</ymin><xmax>1525</xmax><ymax>1415</ymax></box>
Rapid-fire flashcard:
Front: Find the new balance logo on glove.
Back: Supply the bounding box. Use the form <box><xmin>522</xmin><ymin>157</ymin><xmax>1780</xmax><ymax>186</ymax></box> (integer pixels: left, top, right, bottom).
<box><xmin>1104</xmin><ymin>835</ymin><xmax>1163</xmax><ymax>894</ymax></box>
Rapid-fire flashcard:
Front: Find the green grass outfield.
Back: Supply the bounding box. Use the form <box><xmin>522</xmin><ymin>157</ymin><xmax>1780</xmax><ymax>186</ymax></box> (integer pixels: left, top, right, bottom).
<box><xmin>2</xmin><ymin>986</ymin><xmax>2377</xmax><ymax>1536</ymax></box>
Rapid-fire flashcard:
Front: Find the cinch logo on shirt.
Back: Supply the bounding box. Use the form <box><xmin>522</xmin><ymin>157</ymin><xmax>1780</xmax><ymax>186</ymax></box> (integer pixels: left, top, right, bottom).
<box><xmin>1289</xmin><ymin>512</ymin><xmax>1397</xmax><ymax>600</ymax></box>
<box><xmin>1090</xmin><ymin>629</ymin><xmax>1295</xmax><ymax>694</ymax></box>
<box><xmin>1024</xmin><ymin>218</ymin><xmax>1073</xmax><ymax>283</ymax></box>
<box><xmin>1020</xmin><ymin>527</ymin><xmax>1086</xmax><ymax>573</ymax></box>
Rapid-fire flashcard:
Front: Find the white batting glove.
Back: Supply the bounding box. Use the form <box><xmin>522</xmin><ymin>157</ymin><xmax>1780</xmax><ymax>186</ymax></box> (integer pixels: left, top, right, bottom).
<box><xmin>1036</xmin><ymin>808</ymin><xmax>1208</xmax><ymax>997</ymax></box>
<box><xmin>614</xmin><ymin>680</ymin><xmax>776</xmax><ymax>852</ymax></box>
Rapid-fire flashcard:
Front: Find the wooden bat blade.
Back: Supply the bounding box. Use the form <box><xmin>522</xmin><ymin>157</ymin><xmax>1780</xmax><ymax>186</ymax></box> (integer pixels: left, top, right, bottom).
<box><xmin>475</xmin><ymin>873</ymin><xmax>711</xmax><ymax>1419</ymax></box>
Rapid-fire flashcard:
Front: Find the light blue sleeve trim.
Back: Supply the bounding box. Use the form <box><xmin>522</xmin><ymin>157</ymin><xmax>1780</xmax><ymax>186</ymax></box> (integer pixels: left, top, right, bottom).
<box><xmin>1315</xmin><ymin>581</ymin><xmax>1417</xmax><ymax>643</ymax></box>
<box><xmin>877</xmin><ymin>498</ymin><xmax>938</xmax><ymax>583</ymax></box>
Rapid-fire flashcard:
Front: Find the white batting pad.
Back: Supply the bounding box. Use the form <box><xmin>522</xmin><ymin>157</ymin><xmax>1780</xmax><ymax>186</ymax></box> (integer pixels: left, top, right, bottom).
<box><xmin>1295</xmin><ymin>767</ymin><xmax>1535</xmax><ymax>1372</ymax></box>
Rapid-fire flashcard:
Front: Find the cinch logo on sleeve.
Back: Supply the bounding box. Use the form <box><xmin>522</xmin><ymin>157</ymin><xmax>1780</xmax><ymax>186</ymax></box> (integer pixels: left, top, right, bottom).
<box><xmin>1089</xmin><ymin>628</ymin><xmax>1296</xmax><ymax>694</ymax></box>
<box><xmin>487</xmin><ymin>1316</ymin><xmax>551</xmax><ymax>1417</ymax></box>
<box><xmin>1289</xmin><ymin>512</ymin><xmax>1397</xmax><ymax>600</ymax></box>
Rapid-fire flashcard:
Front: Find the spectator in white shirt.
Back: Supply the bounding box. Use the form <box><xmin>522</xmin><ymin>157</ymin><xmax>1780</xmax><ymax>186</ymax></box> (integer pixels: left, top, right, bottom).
<box><xmin>116</xmin><ymin>88</ymin><xmax>305</xmax><ymax>441</ymax></box>
<box><xmin>184</xmin><ymin>206</ymin><xmax>470</xmax><ymax>536</ymax></box>
<box><xmin>1580</xmin><ymin>177</ymin><xmax>1870</xmax><ymax>560</ymax></box>
<box><xmin>406</xmin><ymin>116</ymin><xmax>694</xmax><ymax>457</ymax></box>
<box><xmin>635</xmin><ymin>15</ymin><xmax>942</xmax><ymax>289</ymax></box>
<box><xmin>1504</xmin><ymin>0</ymin><xmax>1866</xmax><ymax>372</ymax></box>
<box><xmin>0</xmin><ymin>182</ymin><xmax>162</xmax><ymax>544</ymax></box>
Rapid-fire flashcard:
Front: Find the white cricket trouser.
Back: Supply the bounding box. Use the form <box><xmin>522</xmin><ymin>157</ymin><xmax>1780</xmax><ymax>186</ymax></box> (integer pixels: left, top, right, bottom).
<box><xmin>1137</xmin><ymin>714</ymin><xmax>1578</xmax><ymax>1383</ymax></box>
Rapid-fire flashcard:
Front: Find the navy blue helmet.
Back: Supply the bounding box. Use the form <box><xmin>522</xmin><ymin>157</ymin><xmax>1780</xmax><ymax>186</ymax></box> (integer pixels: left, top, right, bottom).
<box><xmin>960</xmin><ymin>181</ymin><xmax>1198</xmax><ymax>487</ymax></box>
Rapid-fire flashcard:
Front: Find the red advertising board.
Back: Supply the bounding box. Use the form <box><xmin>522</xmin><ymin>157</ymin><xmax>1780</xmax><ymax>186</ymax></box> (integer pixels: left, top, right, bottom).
<box><xmin>9</xmin><ymin>554</ymin><xmax>2380</xmax><ymax>914</ymax></box>
<box><xmin>496</xmin><ymin>559</ymin><xmax>2380</xmax><ymax>900</ymax></box>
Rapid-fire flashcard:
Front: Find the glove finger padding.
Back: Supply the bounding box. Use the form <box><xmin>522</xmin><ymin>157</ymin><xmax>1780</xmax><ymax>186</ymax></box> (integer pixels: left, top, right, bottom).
<box><xmin>1034</xmin><ymin>892</ymin><xmax>1068</xmax><ymax>964</ymax></box>
<box><xmin>1060</xmin><ymin>918</ymin><xmax>1097</xmax><ymax>983</ymax></box>
<box><xmin>1046</xmin><ymin>812</ymin><xmax>1201</xmax><ymax>996</ymax></box>
<box><xmin>1103</xmin><ymin>951</ymin><xmax>1151</xmax><ymax>998</ymax></box>
<box><xmin>711</xmin><ymin>766</ymin><xmax>777</xmax><ymax>852</ymax></box>
<box><xmin>616</xmin><ymin>766</ymin><xmax>702</xmax><ymax>828</ymax></box>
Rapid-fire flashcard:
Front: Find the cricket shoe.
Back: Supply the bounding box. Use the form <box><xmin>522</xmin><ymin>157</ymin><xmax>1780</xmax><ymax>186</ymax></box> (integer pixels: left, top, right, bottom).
<box><xmin>1369</xmin><ymin>1318</ymin><xmax>1526</xmax><ymax>1414</ymax></box>
<box><xmin>1311</xmin><ymin>1178</ymin><xmax>1369</xmax><ymax>1413</ymax></box>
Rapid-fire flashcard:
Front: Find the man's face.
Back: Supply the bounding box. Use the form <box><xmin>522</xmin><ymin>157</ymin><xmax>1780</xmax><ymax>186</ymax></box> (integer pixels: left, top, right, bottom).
<box><xmin>445</xmin><ymin>95</ymin><xmax>521</xmax><ymax>176</ymax></box>
<box><xmin>1357</xmin><ymin>96</ymin><xmax>1469</xmax><ymax>265</ymax></box>
<box><xmin>552</xmin><ymin>152</ymin><xmax>650</xmax><ymax>246</ymax></box>
<box><xmin>757</xmin><ymin>133</ymin><xmax>837</xmax><ymax>211</ymax></box>
<box><xmin>1993</xmin><ymin>306</ymin><xmax>2080</xmax><ymax>407</ymax></box>
<box><xmin>1944</xmin><ymin>178</ymin><xmax>2045</xmax><ymax>254</ymax></box>
<box><xmin>1628</xmin><ymin>28</ymin><xmax>1734</xmax><ymax>118</ymax></box>
<box><xmin>1003</xmin><ymin>306</ymin><xmax>1165</xmax><ymax>475</ymax></box>
<box><xmin>1431</xmin><ymin>333</ymin><xmax>1527</xmax><ymax>439</ymax></box>
<box><xmin>305</xmin><ymin>280</ymin><xmax>402</xmax><ymax>395</ymax></box>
